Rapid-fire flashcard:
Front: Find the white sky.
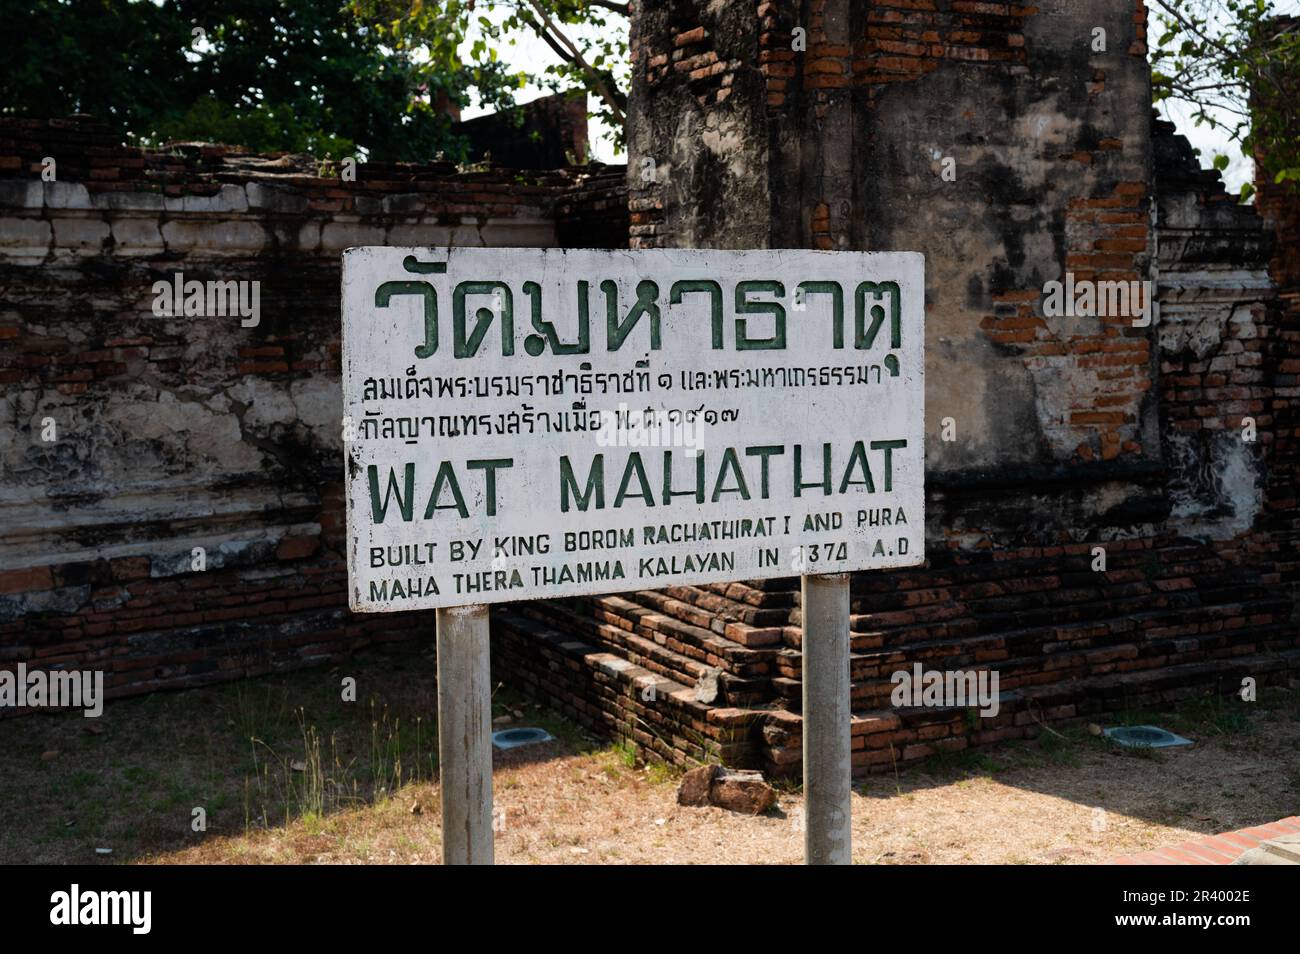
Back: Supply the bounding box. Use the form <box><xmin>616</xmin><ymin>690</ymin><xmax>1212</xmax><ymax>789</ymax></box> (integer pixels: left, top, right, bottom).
<box><xmin>1155</xmin><ymin>0</ymin><xmax>1300</xmax><ymax>193</ymax></box>
<box><xmin>462</xmin><ymin>3</ymin><xmax>1300</xmax><ymax>191</ymax></box>
<box><xmin>458</xmin><ymin>13</ymin><xmax>625</xmax><ymax>163</ymax></box>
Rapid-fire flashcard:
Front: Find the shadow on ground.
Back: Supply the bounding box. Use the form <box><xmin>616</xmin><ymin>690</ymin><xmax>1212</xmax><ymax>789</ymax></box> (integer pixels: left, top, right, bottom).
<box><xmin>1</xmin><ymin>641</ymin><xmax>1295</xmax><ymax>864</ymax></box>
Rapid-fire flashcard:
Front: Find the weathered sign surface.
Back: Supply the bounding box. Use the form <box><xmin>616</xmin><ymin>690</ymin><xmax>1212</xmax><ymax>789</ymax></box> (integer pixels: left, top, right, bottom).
<box><xmin>341</xmin><ymin>248</ymin><xmax>925</xmax><ymax>611</ymax></box>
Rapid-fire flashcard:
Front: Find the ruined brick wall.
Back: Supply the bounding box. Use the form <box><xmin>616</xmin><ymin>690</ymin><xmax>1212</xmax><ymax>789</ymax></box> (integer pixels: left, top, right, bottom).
<box><xmin>3</xmin><ymin>5</ymin><xmax>1296</xmax><ymax>778</ymax></box>
<box><xmin>0</xmin><ymin>116</ymin><xmax>627</xmax><ymax>701</ymax></box>
<box><xmin>555</xmin><ymin>165</ymin><xmax>632</xmax><ymax>250</ymax></box>
<box><xmin>632</xmin><ymin>0</ymin><xmax>1159</xmax><ymax>489</ymax></box>
<box><xmin>493</xmin><ymin>0</ymin><xmax>1300</xmax><ymax>776</ymax></box>
<box><xmin>1254</xmin><ymin>80</ymin><xmax>1300</xmax><ymax>620</ymax></box>
<box><xmin>454</xmin><ymin>93</ymin><xmax>591</xmax><ymax>169</ymax></box>
<box><xmin>1154</xmin><ymin>119</ymin><xmax>1276</xmax><ymax>546</ymax></box>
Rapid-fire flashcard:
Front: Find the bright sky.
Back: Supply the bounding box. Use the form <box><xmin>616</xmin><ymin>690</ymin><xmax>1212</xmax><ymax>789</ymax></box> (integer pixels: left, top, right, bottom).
<box><xmin>457</xmin><ymin>12</ymin><xmax>625</xmax><ymax>163</ymax></box>
<box><xmin>462</xmin><ymin>2</ymin><xmax>1300</xmax><ymax>192</ymax></box>
<box><xmin>1156</xmin><ymin>0</ymin><xmax>1300</xmax><ymax>194</ymax></box>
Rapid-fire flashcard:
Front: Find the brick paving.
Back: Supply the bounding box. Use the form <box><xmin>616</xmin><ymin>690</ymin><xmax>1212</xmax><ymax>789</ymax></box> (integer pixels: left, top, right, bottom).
<box><xmin>1112</xmin><ymin>815</ymin><xmax>1300</xmax><ymax>864</ymax></box>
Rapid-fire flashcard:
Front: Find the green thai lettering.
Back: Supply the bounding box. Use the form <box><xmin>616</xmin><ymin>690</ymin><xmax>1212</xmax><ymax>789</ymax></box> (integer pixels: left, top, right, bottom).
<box><xmin>670</xmin><ymin>279</ymin><xmax>724</xmax><ymax>349</ymax></box>
<box><xmin>798</xmin><ymin>281</ymin><xmax>845</xmax><ymax>348</ymax></box>
<box><xmin>524</xmin><ymin>280</ymin><xmax>589</xmax><ymax>355</ymax></box>
<box><xmin>370</xmin><ymin>272</ymin><xmax>904</xmax><ymax>356</ymax></box>
<box><xmin>375</xmin><ymin>282</ymin><xmax>438</xmax><ymax>359</ymax></box>
<box><xmin>603</xmin><ymin>279</ymin><xmax>661</xmax><ymax>351</ymax></box>
<box><xmin>735</xmin><ymin>280</ymin><xmax>786</xmax><ymax>350</ymax></box>
<box><xmin>854</xmin><ymin>281</ymin><xmax>901</xmax><ymax>350</ymax></box>
<box><xmin>453</xmin><ymin>281</ymin><xmax>514</xmax><ymax>358</ymax></box>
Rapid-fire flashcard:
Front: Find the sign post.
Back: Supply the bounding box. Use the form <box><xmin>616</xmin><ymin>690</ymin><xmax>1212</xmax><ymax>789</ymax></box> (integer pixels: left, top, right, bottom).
<box><xmin>435</xmin><ymin>604</ymin><xmax>493</xmax><ymax>865</ymax></box>
<box><xmin>801</xmin><ymin>572</ymin><xmax>851</xmax><ymax>864</ymax></box>
<box><xmin>341</xmin><ymin>247</ymin><xmax>924</xmax><ymax>866</ymax></box>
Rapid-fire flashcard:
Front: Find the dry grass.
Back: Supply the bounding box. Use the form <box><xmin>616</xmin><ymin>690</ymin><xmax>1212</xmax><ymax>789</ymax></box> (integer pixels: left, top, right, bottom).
<box><xmin>2</xmin><ymin>642</ymin><xmax>1296</xmax><ymax>865</ymax></box>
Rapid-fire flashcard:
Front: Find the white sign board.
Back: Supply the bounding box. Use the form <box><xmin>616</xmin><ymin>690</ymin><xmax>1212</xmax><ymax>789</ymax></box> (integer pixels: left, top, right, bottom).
<box><xmin>341</xmin><ymin>248</ymin><xmax>925</xmax><ymax>611</ymax></box>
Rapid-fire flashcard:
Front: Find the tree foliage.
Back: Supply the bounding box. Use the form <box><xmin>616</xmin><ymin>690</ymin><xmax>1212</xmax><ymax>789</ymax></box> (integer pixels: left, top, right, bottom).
<box><xmin>1</xmin><ymin>0</ymin><xmax>519</xmax><ymax>160</ymax></box>
<box><xmin>349</xmin><ymin>0</ymin><xmax>630</xmax><ymax>148</ymax></box>
<box><xmin>1150</xmin><ymin>0</ymin><xmax>1300</xmax><ymax>200</ymax></box>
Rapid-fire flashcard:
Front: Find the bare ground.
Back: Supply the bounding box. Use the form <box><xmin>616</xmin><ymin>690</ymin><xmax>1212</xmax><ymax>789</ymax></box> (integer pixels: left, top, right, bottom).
<box><xmin>1</xmin><ymin>642</ymin><xmax>1296</xmax><ymax>865</ymax></box>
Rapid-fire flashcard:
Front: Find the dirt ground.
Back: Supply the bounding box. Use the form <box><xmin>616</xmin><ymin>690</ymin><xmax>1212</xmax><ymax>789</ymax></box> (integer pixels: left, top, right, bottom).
<box><xmin>2</xmin><ymin>642</ymin><xmax>1296</xmax><ymax>865</ymax></box>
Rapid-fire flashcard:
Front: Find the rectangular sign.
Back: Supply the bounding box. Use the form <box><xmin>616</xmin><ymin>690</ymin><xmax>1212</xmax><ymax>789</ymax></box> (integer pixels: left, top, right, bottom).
<box><xmin>341</xmin><ymin>247</ymin><xmax>925</xmax><ymax>611</ymax></box>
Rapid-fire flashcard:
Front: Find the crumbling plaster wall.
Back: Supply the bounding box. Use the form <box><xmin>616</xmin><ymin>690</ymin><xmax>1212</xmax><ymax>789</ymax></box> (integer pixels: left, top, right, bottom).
<box><xmin>628</xmin><ymin>1</ymin><xmax>773</xmax><ymax>251</ymax></box>
<box><xmin>1153</xmin><ymin>121</ymin><xmax>1275</xmax><ymax>540</ymax></box>
<box><xmin>852</xmin><ymin>2</ymin><xmax>1156</xmax><ymax>478</ymax></box>
<box><xmin>1</xmin><ymin>178</ymin><xmax>556</xmax><ymax>580</ymax></box>
<box><xmin>631</xmin><ymin>0</ymin><xmax>1183</xmax><ymax>538</ymax></box>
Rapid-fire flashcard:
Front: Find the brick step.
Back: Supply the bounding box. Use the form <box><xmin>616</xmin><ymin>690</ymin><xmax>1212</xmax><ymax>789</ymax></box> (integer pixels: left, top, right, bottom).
<box><xmin>778</xmin><ymin>597</ymin><xmax>1293</xmax><ymax>681</ymax></box>
<box><xmin>681</xmin><ymin>579</ymin><xmax>800</xmax><ymax>616</ymax></box>
<box><xmin>811</xmin><ymin>623</ymin><xmax>1300</xmax><ymax>712</ymax></box>
<box><xmin>760</xmin><ymin>646</ymin><xmax>1300</xmax><ymax>777</ymax></box>
<box><xmin>770</xmin><ymin>675</ymin><xmax>886</xmax><ymax>709</ymax></box>
<box><xmin>628</xmin><ymin>587</ymin><xmax>789</xmax><ymax>644</ymax></box>
<box><xmin>771</xmin><ymin>622</ymin><xmax>1299</xmax><ymax>712</ymax></box>
<box><xmin>584</xmin><ymin>589</ymin><xmax>726</xmax><ymax>636</ymax></box>
<box><xmin>518</xmin><ymin>598</ymin><xmax>775</xmax><ymax>705</ymax></box>
<box><xmin>573</xmin><ymin>593</ymin><xmax>783</xmax><ymax>676</ymax></box>
<box><xmin>491</xmin><ymin>610</ymin><xmax>763</xmax><ymax>768</ymax></box>
<box><xmin>773</xmin><ymin>623</ymin><xmax>890</xmax><ymax>651</ymax></box>
<box><xmin>838</xmin><ymin>587</ymin><xmax>1288</xmax><ymax>645</ymax></box>
<box><xmin>517</xmin><ymin>600</ymin><xmax>710</xmax><ymax>689</ymax></box>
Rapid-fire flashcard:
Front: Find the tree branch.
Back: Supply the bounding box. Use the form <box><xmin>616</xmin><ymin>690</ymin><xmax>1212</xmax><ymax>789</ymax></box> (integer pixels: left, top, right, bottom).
<box><xmin>518</xmin><ymin>0</ymin><xmax>626</xmax><ymax>125</ymax></box>
<box><xmin>1151</xmin><ymin>0</ymin><xmax>1295</xmax><ymax>107</ymax></box>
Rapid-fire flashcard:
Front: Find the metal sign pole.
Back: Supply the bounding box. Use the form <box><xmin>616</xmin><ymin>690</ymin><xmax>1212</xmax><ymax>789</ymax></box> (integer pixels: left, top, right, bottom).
<box><xmin>436</xmin><ymin>604</ymin><xmax>494</xmax><ymax>865</ymax></box>
<box><xmin>801</xmin><ymin>572</ymin><xmax>852</xmax><ymax>865</ymax></box>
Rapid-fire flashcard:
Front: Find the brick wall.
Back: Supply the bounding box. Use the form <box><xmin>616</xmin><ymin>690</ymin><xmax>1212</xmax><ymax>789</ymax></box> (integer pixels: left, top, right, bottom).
<box><xmin>1154</xmin><ymin>119</ymin><xmax>1277</xmax><ymax>544</ymax></box>
<box><xmin>1253</xmin><ymin>21</ymin><xmax>1300</xmax><ymax>620</ymax></box>
<box><xmin>4</xmin><ymin>7</ymin><xmax>1298</xmax><ymax>780</ymax></box>
<box><xmin>0</xmin><ymin>115</ymin><xmax>627</xmax><ymax>705</ymax></box>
